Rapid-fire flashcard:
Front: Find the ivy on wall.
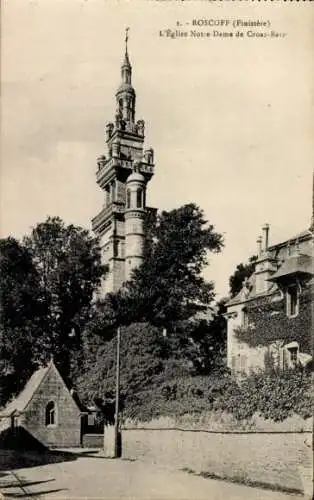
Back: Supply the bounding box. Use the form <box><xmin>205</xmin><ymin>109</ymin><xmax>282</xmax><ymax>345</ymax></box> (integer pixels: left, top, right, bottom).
<box><xmin>234</xmin><ymin>283</ymin><xmax>312</xmax><ymax>352</ymax></box>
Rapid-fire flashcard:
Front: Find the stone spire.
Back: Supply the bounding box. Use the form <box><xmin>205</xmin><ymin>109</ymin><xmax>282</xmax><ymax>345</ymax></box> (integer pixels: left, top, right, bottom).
<box><xmin>121</xmin><ymin>27</ymin><xmax>132</xmax><ymax>85</ymax></box>
<box><xmin>116</xmin><ymin>28</ymin><xmax>136</xmax><ymax>125</ymax></box>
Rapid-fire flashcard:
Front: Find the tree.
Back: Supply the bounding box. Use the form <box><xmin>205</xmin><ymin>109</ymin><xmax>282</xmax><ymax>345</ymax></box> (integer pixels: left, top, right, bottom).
<box><xmin>76</xmin><ymin>322</ymin><xmax>169</xmax><ymax>416</ymax></box>
<box><xmin>24</xmin><ymin>216</ymin><xmax>106</xmax><ymax>378</ymax></box>
<box><xmin>76</xmin><ymin>204</ymin><xmax>224</xmax><ymax>415</ymax></box>
<box><xmin>189</xmin><ymin>299</ymin><xmax>228</xmax><ymax>374</ymax></box>
<box><xmin>106</xmin><ymin>204</ymin><xmax>224</xmax><ymax>329</ymax></box>
<box><xmin>0</xmin><ymin>238</ymin><xmax>41</xmax><ymax>405</ymax></box>
<box><xmin>229</xmin><ymin>255</ymin><xmax>257</xmax><ymax>298</ymax></box>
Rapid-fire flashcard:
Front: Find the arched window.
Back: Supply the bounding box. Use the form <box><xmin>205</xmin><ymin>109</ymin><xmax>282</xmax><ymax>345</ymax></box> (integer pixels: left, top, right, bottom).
<box><xmin>111</xmin><ymin>180</ymin><xmax>116</xmax><ymax>202</ymax></box>
<box><xmin>105</xmin><ymin>185</ymin><xmax>110</xmax><ymax>206</ymax></box>
<box><xmin>136</xmin><ymin>188</ymin><xmax>143</xmax><ymax>208</ymax></box>
<box><xmin>115</xmin><ymin>240</ymin><xmax>120</xmax><ymax>257</ymax></box>
<box><xmin>126</xmin><ymin>189</ymin><xmax>131</xmax><ymax>209</ymax></box>
<box><xmin>45</xmin><ymin>401</ymin><xmax>56</xmax><ymax>426</ymax></box>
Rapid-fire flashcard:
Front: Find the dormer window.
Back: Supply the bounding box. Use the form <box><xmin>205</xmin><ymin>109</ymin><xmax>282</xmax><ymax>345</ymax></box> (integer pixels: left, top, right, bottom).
<box><xmin>286</xmin><ymin>285</ymin><xmax>299</xmax><ymax>317</ymax></box>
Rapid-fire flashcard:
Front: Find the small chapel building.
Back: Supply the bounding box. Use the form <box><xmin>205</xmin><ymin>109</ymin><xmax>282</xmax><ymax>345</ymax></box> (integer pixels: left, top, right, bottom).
<box><xmin>0</xmin><ymin>359</ymin><xmax>82</xmax><ymax>448</ymax></box>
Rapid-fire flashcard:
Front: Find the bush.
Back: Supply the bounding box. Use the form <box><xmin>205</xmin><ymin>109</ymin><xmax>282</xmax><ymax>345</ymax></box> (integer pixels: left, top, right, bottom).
<box><xmin>121</xmin><ymin>369</ymin><xmax>312</xmax><ymax>423</ymax></box>
<box><xmin>216</xmin><ymin>369</ymin><xmax>312</xmax><ymax>422</ymax></box>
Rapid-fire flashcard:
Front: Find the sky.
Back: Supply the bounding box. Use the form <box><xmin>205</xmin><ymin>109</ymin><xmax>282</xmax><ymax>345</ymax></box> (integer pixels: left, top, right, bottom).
<box><xmin>1</xmin><ymin>0</ymin><xmax>313</xmax><ymax>298</ymax></box>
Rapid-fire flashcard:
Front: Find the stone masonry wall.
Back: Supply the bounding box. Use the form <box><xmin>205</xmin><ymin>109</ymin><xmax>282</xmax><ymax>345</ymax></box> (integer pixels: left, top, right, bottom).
<box><xmin>122</xmin><ymin>427</ymin><xmax>312</xmax><ymax>494</ymax></box>
<box><xmin>22</xmin><ymin>367</ymin><xmax>81</xmax><ymax>448</ymax></box>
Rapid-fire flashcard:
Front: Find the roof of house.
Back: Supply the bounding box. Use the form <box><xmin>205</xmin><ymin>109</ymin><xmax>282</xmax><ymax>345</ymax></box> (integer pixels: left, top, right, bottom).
<box><xmin>226</xmin><ymin>228</ymin><xmax>313</xmax><ymax>308</ymax></box>
<box><xmin>226</xmin><ymin>272</ymin><xmax>277</xmax><ymax>307</ymax></box>
<box><xmin>268</xmin><ymin>229</ymin><xmax>312</xmax><ymax>251</ymax></box>
<box><xmin>268</xmin><ymin>253</ymin><xmax>313</xmax><ymax>282</ymax></box>
<box><xmin>0</xmin><ymin>360</ymin><xmax>80</xmax><ymax>418</ymax></box>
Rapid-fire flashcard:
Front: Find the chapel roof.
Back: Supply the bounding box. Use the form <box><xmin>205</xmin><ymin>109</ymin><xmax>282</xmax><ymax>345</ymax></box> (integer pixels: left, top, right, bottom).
<box><xmin>0</xmin><ymin>360</ymin><xmax>81</xmax><ymax>418</ymax></box>
<box><xmin>0</xmin><ymin>364</ymin><xmax>50</xmax><ymax>417</ymax></box>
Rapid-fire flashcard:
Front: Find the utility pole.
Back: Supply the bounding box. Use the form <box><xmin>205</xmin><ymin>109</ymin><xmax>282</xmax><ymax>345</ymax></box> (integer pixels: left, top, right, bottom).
<box><xmin>114</xmin><ymin>326</ymin><xmax>121</xmax><ymax>458</ymax></box>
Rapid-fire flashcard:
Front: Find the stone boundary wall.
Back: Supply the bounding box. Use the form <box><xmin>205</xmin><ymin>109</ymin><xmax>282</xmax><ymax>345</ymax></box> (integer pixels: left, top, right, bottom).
<box><xmin>122</xmin><ymin>412</ymin><xmax>312</xmax><ymax>433</ymax></box>
<box><xmin>121</xmin><ymin>427</ymin><xmax>313</xmax><ymax>494</ymax></box>
<box><xmin>82</xmin><ymin>433</ymin><xmax>103</xmax><ymax>448</ymax></box>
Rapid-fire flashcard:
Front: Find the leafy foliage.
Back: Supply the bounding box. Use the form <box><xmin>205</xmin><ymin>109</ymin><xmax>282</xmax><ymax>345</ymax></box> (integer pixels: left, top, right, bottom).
<box><xmin>103</xmin><ymin>204</ymin><xmax>224</xmax><ymax>328</ymax></box>
<box><xmin>76</xmin><ymin>323</ymin><xmax>170</xmax><ymax>407</ymax></box>
<box><xmin>76</xmin><ymin>310</ymin><xmax>229</xmax><ymax>416</ymax></box>
<box><xmin>217</xmin><ymin>370</ymin><xmax>312</xmax><ymax>422</ymax></box>
<box><xmin>77</xmin><ymin>205</ymin><xmax>226</xmax><ymax>413</ymax></box>
<box><xmin>0</xmin><ymin>238</ymin><xmax>41</xmax><ymax>405</ymax></box>
<box><xmin>109</xmin><ymin>366</ymin><xmax>312</xmax><ymax>423</ymax></box>
<box><xmin>24</xmin><ymin>216</ymin><xmax>106</xmax><ymax>377</ymax></box>
<box><xmin>229</xmin><ymin>255</ymin><xmax>257</xmax><ymax>298</ymax></box>
<box><xmin>168</xmin><ymin>300</ymin><xmax>227</xmax><ymax>375</ymax></box>
<box><xmin>0</xmin><ymin>218</ymin><xmax>105</xmax><ymax>407</ymax></box>
<box><xmin>234</xmin><ymin>284</ymin><xmax>312</xmax><ymax>353</ymax></box>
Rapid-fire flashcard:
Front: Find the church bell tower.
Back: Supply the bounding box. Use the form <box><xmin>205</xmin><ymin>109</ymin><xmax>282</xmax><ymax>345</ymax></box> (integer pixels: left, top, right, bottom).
<box><xmin>92</xmin><ymin>30</ymin><xmax>155</xmax><ymax>294</ymax></box>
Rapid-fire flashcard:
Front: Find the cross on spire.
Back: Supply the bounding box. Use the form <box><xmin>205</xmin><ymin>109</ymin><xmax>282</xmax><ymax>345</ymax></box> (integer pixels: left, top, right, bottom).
<box><xmin>125</xmin><ymin>27</ymin><xmax>129</xmax><ymax>53</ymax></box>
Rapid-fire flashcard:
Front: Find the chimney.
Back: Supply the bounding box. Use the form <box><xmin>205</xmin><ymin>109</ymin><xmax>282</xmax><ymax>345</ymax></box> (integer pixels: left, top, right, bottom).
<box><xmin>262</xmin><ymin>224</ymin><xmax>270</xmax><ymax>251</ymax></box>
<box><xmin>257</xmin><ymin>236</ymin><xmax>263</xmax><ymax>256</ymax></box>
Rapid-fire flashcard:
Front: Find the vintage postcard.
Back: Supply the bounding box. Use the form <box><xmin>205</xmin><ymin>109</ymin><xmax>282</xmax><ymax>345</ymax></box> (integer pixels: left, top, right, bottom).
<box><xmin>1</xmin><ymin>0</ymin><xmax>313</xmax><ymax>499</ymax></box>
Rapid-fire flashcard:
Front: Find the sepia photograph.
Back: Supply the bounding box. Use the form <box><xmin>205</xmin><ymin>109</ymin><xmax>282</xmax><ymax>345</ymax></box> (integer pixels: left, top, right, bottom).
<box><xmin>0</xmin><ymin>1</ymin><xmax>313</xmax><ymax>499</ymax></box>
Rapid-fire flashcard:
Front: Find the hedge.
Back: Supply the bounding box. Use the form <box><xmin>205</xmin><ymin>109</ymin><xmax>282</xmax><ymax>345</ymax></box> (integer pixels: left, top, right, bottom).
<box><xmin>121</xmin><ymin>369</ymin><xmax>312</xmax><ymax>423</ymax></box>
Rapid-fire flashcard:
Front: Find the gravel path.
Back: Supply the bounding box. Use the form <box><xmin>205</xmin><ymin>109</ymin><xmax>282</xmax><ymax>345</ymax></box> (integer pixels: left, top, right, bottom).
<box><xmin>0</xmin><ymin>450</ymin><xmax>303</xmax><ymax>500</ymax></box>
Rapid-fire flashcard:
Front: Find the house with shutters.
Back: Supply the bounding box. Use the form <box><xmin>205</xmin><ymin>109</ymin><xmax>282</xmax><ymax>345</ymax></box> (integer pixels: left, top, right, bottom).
<box><xmin>0</xmin><ymin>359</ymin><xmax>82</xmax><ymax>448</ymax></box>
<box><xmin>226</xmin><ymin>214</ymin><xmax>313</xmax><ymax>376</ymax></box>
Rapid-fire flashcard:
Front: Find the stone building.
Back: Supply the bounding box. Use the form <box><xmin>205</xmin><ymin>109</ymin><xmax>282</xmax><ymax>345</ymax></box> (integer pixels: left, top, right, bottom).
<box><xmin>92</xmin><ymin>35</ymin><xmax>156</xmax><ymax>294</ymax></box>
<box><xmin>0</xmin><ymin>360</ymin><xmax>82</xmax><ymax>448</ymax></box>
<box><xmin>226</xmin><ymin>185</ymin><xmax>313</xmax><ymax>375</ymax></box>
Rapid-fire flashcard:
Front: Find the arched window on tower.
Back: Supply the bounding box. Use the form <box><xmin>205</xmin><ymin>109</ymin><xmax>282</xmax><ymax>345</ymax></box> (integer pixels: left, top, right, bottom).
<box><xmin>126</xmin><ymin>189</ymin><xmax>131</xmax><ymax>209</ymax></box>
<box><xmin>45</xmin><ymin>401</ymin><xmax>56</xmax><ymax>426</ymax></box>
<box><xmin>111</xmin><ymin>180</ymin><xmax>116</xmax><ymax>202</ymax></box>
<box><xmin>105</xmin><ymin>185</ymin><xmax>110</xmax><ymax>207</ymax></box>
<box><xmin>119</xmin><ymin>98</ymin><xmax>123</xmax><ymax>113</ymax></box>
<box><xmin>136</xmin><ymin>188</ymin><xmax>143</xmax><ymax>208</ymax></box>
<box><xmin>131</xmin><ymin>97</ymin><xmax>135</xmax><ymax>121</ymax></box>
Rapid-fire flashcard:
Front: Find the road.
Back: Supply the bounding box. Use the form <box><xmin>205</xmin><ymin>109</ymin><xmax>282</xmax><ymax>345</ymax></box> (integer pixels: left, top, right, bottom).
<box><xmin>0</xmin><ymin>451</ymin><xmax>304</xmax><ymax>500</ymax></box>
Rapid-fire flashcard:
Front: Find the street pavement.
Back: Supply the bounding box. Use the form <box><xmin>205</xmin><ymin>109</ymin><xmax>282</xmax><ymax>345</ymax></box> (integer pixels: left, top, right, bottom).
<box><xmin>0</xmin><ymin>451</ymin><xmax>304</xmax><ymax>500</ymax></box>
